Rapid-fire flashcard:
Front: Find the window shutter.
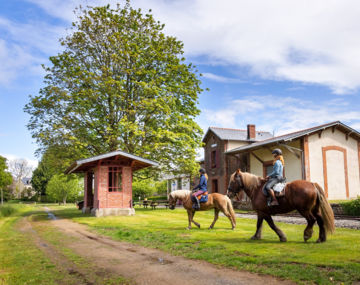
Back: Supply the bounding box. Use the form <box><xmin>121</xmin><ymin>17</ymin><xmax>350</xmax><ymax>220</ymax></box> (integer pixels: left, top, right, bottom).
<box><xmin>216</xmin><ymin>149</ymin><xmax>220</xmax><ymax>168</ymax></box>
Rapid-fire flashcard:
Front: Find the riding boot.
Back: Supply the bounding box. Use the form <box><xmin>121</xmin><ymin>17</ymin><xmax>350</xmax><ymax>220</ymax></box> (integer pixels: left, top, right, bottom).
<box><xmin>269</xmin><ymin>190</ymin><xmax>279</xmax><ymax>206</ymax></box>
<box><xmin>193</xmin><ymin>197</ymin><xmax>200</xmax><ymax>210</ymax></box>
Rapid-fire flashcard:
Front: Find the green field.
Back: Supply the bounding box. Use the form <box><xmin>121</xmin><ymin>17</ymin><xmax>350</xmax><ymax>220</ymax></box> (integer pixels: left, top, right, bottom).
<box><xmin>1</xmin><ymin>203</ymin><xmax>360</xmax><ymax>284</ymax></box>
<box><xmin>52</xmin><ymin>205</ymin><xmax>360</xmax><ymax>284</ymax></box>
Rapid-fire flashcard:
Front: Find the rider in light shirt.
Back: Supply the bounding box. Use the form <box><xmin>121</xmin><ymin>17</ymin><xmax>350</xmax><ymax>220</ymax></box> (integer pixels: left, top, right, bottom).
<box><xmin>265</xmin><ymin>149</ymin><xmax>284</xmax><ymax>206</ymax></box>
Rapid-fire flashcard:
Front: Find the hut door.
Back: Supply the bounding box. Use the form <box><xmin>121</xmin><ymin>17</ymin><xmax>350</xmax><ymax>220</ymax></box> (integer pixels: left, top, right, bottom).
<box><xmin>86</xmin><ymin>172</ymin><xmax>94</xmax><ymax>208</ymax></box>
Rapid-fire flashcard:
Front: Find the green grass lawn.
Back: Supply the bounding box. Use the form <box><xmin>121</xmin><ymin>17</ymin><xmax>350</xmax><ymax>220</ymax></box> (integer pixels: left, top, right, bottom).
<box><xmin>49</xmin><ymin>205</ymin><xmax>360</xmax><ymax>285</ymax></box>
<box><xmin>0</xmin><ymin>203</ymin><xmax>130</xmax><ymax>285</ymax></box>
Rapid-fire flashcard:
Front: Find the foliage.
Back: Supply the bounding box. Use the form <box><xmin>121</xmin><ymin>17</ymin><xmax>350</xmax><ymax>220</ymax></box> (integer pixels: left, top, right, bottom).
<box><xmin>24</xmin><ymin>2</ymin><xmax>203</xmax><ymax>177</ymax></box>
<box><xmin>0</xmin><ymin>205</ymin><xmax>18</xmax><ymax>217</ymax></box>
<box><xmin>145</xmin><ymin>196</ymin><xmax>167</xmax><ymax>201</ymax></box>
<box><xmin>0</xmin><ymin>156</ymin><xmax>13</xmax><ymax>204</ymax></box>
<box><xmin>46</xmin><ymin>174</ymin><xmax>83</xmax><ymax>204</ymax></box>
<box><xmin>155</xmin><ymin>180</ymin><xmax>167</xmax><ymax>195</ymax></box>
<box><xmin>340</xmin><ymin>197</ymin><xmax>360</xmax><ymax>216</ymax></box>
<box><xmin>32</xmin><ymin>145</ymin><xmax>81</xmax><ymax>197</ymax></box>
<box><xmin>56</xmin><ymin>206</ymin><xmax>360</xmax><ymax>284</ymax></box>
<box><xmin>132</xmin><ymin>179</ymin><xmax>156</xmax><ymax>199</ymax></box>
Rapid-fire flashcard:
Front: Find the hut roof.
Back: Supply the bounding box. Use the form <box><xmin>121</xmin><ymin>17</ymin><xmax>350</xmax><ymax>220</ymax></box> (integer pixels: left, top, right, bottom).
<box><xmin>65</xmin><ymin>150</ymin><xmax>159</xmax><ymax>174</ymax></box>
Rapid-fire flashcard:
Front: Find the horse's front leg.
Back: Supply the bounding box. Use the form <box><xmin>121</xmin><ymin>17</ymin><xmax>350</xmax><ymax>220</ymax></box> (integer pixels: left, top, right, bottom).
<box><xmin>191</xmin><ymin>211</ymin><xmax>201</xmax><ymax>228</ymax></box>
<box><xmin>186</xmin><ymin>210</ymin><xmax>192</xmax><ymax>230</ymax></box>
<box><xmin>264</xmin><ymin>215</ymin><xmax>287</xmax><ymax>242</ymax></box>
<box><xmin>251</xmin><ymin>215</ymin><xmax>264</xmax><ymax>240</ymax></box>
<box><xmin>208</xmin><ymin>208</ymin><xmax>219</xmax><ymax>229</ymax></box>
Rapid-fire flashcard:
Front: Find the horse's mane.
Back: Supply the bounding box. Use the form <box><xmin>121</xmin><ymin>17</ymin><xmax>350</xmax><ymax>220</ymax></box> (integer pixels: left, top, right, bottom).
<box><xmin>241</xmin><ymin>172</ymin><xmax>262</xmax><ymax>191</ymax></box>
<box><xmin>230</xmin><ymin>171</ymin><xmax>262</xmax><ymax>191</ymax></box>
<box><xmin>169</xmin><ymin>190</ymin><xmax>191</xmax><ymax>200</ymax></box>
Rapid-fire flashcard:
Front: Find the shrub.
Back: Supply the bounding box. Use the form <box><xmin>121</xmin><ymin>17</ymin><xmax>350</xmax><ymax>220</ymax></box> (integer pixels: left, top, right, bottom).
<box><xmin>0</xmin><ymin>205</ymin><xmax>17</xmax><ymax>217</ymax></box>
<box><xmin>340</xmin><ymin>197</ymin><xmax>360</xmax><ymax>216</ymax></box>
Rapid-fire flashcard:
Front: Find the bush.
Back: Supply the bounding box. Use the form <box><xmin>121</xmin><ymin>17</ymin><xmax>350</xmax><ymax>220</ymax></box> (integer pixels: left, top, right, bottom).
<box><xmin>132</xmin><ymin>179</ymin><xmax>156</xmax><ymax>199</ymax></box>
<box><xmin>0</xmin><ymin>205</ymin><xmax>18</xmax><ymax>217</ymax></box>
<box><xmin>341</xmin><ymin>197</ymin><xmax>360</xmax><ymax>216</ymax></box>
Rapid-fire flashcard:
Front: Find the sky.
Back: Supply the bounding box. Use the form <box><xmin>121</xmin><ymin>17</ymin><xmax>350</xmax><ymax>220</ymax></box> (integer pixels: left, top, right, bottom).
<box><xmin>1</xmin><ymin>0</ymin><xmax>360</xmax><ymax>168</ymax></box>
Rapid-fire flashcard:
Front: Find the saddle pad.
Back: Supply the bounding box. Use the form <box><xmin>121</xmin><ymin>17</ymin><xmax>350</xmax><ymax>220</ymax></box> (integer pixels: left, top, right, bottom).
<box><xmin>273</xmin><ymin>182</ymin><xmax>286</xmax><ymax>193</ymax></box>
<box><xmin>199</xmin><ymin>194</ymin><xmax>208</xmax><ymax>203</ymax></box>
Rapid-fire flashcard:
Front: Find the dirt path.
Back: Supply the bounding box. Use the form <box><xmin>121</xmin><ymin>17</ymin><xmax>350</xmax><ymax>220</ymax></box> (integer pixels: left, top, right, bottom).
<box><xmin>20</xmin><ymin>210</ymin><xmax>295</xmax><ymax>285</ymax></box>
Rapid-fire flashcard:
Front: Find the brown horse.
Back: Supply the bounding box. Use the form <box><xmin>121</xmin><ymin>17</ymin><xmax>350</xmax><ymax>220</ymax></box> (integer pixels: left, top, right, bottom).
<box><xmin>168</xmin><ymin>190</ymin><xmax>236</xmax><ymax>230</ymax></box>
<box><xmin>227</xmin><ymin>170</ymin><xmax>335</xmax><ymax>242</ymax></box>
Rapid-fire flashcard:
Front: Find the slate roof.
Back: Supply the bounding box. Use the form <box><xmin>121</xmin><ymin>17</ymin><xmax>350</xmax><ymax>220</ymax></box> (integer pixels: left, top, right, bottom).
<box><xmin>202</xmin><ymin>127</ymin><xmax>273</xmax><ymax>142</ymax></box>
<box><xmin>226</xmin><ymin>121</ymin><xmax>360</xmax><ymax>154</ymax></box>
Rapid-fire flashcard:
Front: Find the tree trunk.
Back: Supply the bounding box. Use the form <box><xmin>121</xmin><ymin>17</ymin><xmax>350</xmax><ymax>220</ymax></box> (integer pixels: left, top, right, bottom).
<box><xmin>1</xmin><ymin>189</ymin><xmax>3</xmax><ymax>205</ymax></box>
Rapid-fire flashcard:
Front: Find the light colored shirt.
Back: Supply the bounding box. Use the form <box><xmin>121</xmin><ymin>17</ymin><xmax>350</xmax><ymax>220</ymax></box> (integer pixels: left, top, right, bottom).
<box><xmin>268</xmin><ymin>160</ymin><xmax>283</xmax><ymax>178</ymax></box>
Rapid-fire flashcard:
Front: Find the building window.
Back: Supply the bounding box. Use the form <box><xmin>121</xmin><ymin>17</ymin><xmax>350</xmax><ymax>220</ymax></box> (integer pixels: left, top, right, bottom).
<box><xmin>177</xmin><ymin>178</ymin><xmax>182</xmax><ymax>190</ymax></box>
<box><xmin>212</xmin><ymin>179</ymin><xmax>218</xmax><ymax>193</ymax></box>
<box><xmin>211</xmin><ymin>150</ymin><xmax>217</xmax><ymax>168</ymax></box>
<box><xmin>108</xmin><ymin>167</ymin><xmax>122</xmax><ymax>192</ymax></box>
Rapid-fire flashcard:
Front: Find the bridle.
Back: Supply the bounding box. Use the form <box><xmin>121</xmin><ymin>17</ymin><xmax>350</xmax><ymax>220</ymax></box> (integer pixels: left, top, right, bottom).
<box><xmin>227</xmin><ymin>172</ymin><xmax>244</xmax><ymax>196</ymax></box>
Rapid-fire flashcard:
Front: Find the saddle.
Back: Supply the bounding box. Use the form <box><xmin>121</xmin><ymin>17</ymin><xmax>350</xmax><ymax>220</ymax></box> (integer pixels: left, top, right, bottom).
<box><xmin>262</xmin><ymin>177</ymin><xmax>287</xmax><ymax>198</ymax></box>
<box><xmin>273</xmin><ymin>183</ymin><xmax>286</xmax><ymax>197</ymax></box>
<box><xmin>197</xmin><ymin>191</ymin><xmax>209</xmax><ymax>203</ymax></box>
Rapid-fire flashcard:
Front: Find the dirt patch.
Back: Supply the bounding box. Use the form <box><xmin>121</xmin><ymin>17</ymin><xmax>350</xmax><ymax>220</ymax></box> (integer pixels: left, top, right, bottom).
<box><xmin>32</xmin><ymin>210</ymin><xmax>295</xmax><ymax>285</ymax></box>
<box><xmin>16</xmin><ymin>217</ymin><xmax>127</xmax><ymax>285</ymax></box>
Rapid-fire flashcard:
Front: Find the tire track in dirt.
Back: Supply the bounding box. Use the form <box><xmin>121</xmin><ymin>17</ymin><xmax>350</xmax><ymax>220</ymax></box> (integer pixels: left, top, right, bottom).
<box><xmin>16</xmin><ymin>216</ymin><xmax>127</xmax><ymax>285</ymax></box>
<box><xmin>39</xmin><ymin>209</ymin><xmax>295</xmax><ymax>285</ymax></box>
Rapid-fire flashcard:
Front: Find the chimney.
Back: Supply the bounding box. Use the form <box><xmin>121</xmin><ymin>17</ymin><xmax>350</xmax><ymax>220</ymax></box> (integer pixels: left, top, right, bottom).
<box><xmin>247</xmin><ymin>124</ymin><xmax>256</xmax><ymax>140</ymax></box>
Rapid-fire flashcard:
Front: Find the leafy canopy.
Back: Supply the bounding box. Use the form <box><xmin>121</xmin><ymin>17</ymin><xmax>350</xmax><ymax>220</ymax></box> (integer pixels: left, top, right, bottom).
<box><xmin>0</xmin><ymin>156</ymin><xmax>12</xmax><ymax>189</ymax></box>
<box><xmin>46</xmin><ymin>174</ymin><xmax>82</xmax><ymax>204</ymax></box>
<box><xmin>25</xmin><ymin>2</ymin><xmax>203</xmax><ymax>176</ymax></box>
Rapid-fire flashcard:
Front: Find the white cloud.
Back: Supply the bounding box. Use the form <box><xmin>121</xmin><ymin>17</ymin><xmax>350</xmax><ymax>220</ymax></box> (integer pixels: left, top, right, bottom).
<box><xmin>202</xmin><ymin>73</ymin><xmax>243</xmax><ymax>83</ymax></box>
<box><xmin>24</xmin><ymin>0</ymin><xmax>360</xmax><ymax>94</ymax></box>
<box><xmin>202</xmin><ymin>95</ymin><xmax>360</xmax><ymax>135</ymax></box>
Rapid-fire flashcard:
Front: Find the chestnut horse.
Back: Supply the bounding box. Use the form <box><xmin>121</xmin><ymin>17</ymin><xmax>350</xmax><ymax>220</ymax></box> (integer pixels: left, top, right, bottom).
<box><xmin>227</xmin><ymin>170</ymin><xmax>335</xmax><ymax>242</ymax></box>
<box><xmin>168</xmin><ymin>190</ymin><xmax>236</xmax><ymax>230</ymax></box>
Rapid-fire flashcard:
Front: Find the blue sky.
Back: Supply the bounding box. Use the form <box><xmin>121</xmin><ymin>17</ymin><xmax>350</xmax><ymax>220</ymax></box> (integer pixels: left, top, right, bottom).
<box><xmin>1</xmin><ymin>0</ymin><xmax>360</xmax><ymax>167</ymax></box>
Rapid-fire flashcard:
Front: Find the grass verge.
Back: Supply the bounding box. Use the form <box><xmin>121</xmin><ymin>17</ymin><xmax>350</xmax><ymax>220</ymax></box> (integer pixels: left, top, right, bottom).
<box><xmin>50</xmin><ymin>205</ymin><xmax>360</xmax><ymax>285</ymax></box>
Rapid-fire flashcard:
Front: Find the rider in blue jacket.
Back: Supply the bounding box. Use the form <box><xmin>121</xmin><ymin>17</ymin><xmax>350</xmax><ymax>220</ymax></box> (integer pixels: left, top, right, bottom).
<box><xmin>192</xmin><ymin>168</ymin><xmax>208</xmax><ymax>210</ymax></box>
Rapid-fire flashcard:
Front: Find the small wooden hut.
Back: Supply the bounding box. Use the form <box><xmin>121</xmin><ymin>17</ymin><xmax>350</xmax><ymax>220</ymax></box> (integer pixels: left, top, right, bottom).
<box><xmin>65</xmin><ymin>150</ymin><xmax>158</xmax><ymax>217</ymax></box>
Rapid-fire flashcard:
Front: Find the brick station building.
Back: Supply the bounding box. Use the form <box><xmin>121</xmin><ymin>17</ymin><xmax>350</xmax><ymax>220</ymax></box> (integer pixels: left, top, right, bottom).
<box><xmin>203</xmin><ymin>121</ymin><xmax>360</xmax><ymax>200</ymax></box>
<box><xmin>66</xmin><ymin>150</ymin><xmax>158</xmax><ymax>217</ymax></box>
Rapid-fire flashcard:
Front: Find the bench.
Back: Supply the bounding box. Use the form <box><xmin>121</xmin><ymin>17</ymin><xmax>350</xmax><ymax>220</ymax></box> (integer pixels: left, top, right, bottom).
<box><xmin>150</xmin><ymin>200</ymin><xmax>169</xmax><ymax>210</ymax></box>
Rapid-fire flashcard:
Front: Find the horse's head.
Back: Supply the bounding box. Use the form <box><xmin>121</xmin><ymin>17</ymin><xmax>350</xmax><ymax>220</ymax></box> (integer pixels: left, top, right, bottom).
<box><xmin>227</xmin><ymin>169</ymin><xmax>244</xmax><ymax>199</ymax></box>
<box><xmin>168</xmin><ymin>193</ymin><xmax>177</xmax><ymax>210</ymax></box>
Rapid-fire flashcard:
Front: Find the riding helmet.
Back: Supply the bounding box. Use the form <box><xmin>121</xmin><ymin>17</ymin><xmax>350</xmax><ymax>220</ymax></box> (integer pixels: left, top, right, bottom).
<box><xmin>199</xmin><ymin>168</ymin><xmax>206</xmax><ymax>174</ymax></box>
<box><xmin>272</xmin><ymin>148</ymin><xmax>282</xmax><ymax>156</ymax></box>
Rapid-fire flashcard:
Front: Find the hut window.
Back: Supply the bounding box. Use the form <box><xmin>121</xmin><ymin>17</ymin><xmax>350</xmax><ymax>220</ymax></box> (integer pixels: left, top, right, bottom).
<box><xmin>108</xmin><ymin>167</ymin><xmax>122</xmax><ymax>192</ymax></box>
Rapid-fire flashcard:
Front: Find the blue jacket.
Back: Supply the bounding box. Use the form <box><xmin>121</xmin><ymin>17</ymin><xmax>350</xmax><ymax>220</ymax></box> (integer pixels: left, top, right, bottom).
<box><xmin>193</xmin><ymin>174</ymin><xmax>207</xmax><ymax>192</ymax></box>
<box><xmin>268</xmin><ymin>160</ymin><xmax>283</xmax><ymax>179</ymax></box>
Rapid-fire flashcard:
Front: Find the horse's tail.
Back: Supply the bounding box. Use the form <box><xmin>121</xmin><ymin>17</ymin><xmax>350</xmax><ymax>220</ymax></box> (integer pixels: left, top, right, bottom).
<box><xmin>226</xmin><ymin>196</ymin><xmax>236</xmax><ymax>227</ymax></box>
<box><xmin>314</xmin><ymin>183</ymin><xmax>335</xmax><ymax>234</ymax></box>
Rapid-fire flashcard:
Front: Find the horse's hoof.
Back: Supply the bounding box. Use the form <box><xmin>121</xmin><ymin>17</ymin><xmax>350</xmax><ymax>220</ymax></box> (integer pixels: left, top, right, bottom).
<box><xmin>232</xmin><ymin>227</ymin><xmax>235</xmax><ymax>231</ymax></box>
<box><xmin>316</xmin><ymin>238</ymin><xmax>326</xmax><ymax>243</ymax></box>
<box><xmin>197</xmin><ymin>225</ymin><xmax>201</xmax><ymax>229</ymax></box>
<box><xmin>186</xmin><ymin>227</ymin><xmax>191</xmax><ymax>230</ymax></box>
<box><xmin>208</xmin><ymin>227</ymin><xmax>213</xmax><ymax>230</ymax></box>
<box><xmin>280</xmin><ymin>237</ymin><xmax>287</xmax><ymax>242</ymax></box>
<box><xmin>251</xmin><ymin>236</ymin><xmax>260</xmax><ymax>240</ymax></box>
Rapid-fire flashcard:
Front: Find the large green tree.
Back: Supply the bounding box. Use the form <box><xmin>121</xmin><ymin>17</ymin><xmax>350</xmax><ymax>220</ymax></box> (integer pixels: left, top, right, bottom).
<box><xmin>46</xmin><ymin>174</ymin><xmax>82</xmax><ymax>204</ymax></box>
<box><xmin>0</xmin><ymin>156</ymin><xmax>13</xmax><ymax>205</ymax></box>
<box><xmin>32</xmin><ymin>145</ymin><xmax>81</xmax><ymax>198</ymax></box>
<box><xmin>25</xmin><ymin>2</ymin><xmax>203</xmax><ymax>176</ymax></box>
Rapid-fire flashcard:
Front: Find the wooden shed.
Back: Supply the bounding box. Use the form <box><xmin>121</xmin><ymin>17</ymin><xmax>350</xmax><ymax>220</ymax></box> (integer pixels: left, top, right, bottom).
<box><xmin>66</xmin><ymin>150</ymin><xmax>158</xmax><ymax>217</ymax></box>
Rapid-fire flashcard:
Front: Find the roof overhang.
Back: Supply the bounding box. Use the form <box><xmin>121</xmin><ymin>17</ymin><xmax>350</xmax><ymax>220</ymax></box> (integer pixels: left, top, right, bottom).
<box><xmin>226</xmin><ymin>121</ymin><xmax>360</xmax><ymax>155</ymax></box>
<box><xmin>65</xmin><ymin>150</ymin><xmax>159</xmax><ymax>174</ymax></box>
